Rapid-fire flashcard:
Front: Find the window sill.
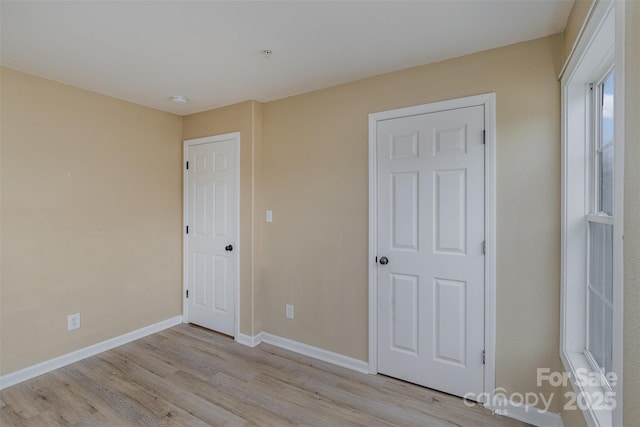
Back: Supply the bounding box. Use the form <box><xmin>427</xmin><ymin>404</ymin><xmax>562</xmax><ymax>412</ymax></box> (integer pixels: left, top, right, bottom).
<box><xmin>561</xmin><ymin>351</ymin><xmax>614</xmax><ymax>427</ymax></box>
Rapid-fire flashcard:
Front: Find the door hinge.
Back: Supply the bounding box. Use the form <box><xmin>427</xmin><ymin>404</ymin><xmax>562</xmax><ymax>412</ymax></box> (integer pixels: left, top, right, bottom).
<box><xmin>186</xmin><ymin>161</ymin><xmax>189</xmax><ymax>170</ymax></box>
<box><xmin>482</xmin><ymin>240</ymin><xmax>486</xmax><ymax>255</ymax></box>
<box><xmin>482</xmin><ymin>350</ymin><xmax>485</xmax><ymax>364</ymax></box>
<box><xmin>186</xmin><ymin>290</ymin><xmax>189</xmax><ymax>298</ymax></box>
<box><xmin>482</xmin><ymin>130</ymin><xmax>486</xmax><ymax>145</ymax></box>
<box><xmin>186</xmin><ymin>225</ymin><xmax>189</xmax><ymax>234</ymax></box>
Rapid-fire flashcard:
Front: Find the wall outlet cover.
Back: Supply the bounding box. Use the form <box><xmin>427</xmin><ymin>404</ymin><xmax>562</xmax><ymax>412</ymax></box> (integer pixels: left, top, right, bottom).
<box><xmin>67</xmin><ymin>313</ymin><xmax>80</xmax><ymax>331</ymax></box>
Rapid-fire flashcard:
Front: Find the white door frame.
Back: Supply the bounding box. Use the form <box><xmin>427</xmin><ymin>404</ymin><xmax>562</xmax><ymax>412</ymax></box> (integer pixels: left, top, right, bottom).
<box><xmin>368</xmin><ymin>94</ymin><xmax>496</xmax><ymax>403</ymax></box>
<box><xmin>183</xmin><ymin>132</ymin><xmax>241</xmax><ymax>338</ymax></box>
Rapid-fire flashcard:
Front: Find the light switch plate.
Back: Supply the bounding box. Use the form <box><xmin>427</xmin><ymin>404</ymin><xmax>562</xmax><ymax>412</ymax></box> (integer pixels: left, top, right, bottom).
<box><xmin>266</xmin><ymin>210</ymin><xmax>273</xmax><ymax>223</ymax></box>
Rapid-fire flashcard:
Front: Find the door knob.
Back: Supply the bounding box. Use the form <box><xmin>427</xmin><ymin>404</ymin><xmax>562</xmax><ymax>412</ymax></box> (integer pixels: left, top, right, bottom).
<box><xmin>225</xmin><ymin>244</ymin><xmax>233</xmax><ymax>252</ymax></box>
<box><xmin>379</xmin><ymin>256</ymin><xmax>389</xmax><ymax>265</ymax></box>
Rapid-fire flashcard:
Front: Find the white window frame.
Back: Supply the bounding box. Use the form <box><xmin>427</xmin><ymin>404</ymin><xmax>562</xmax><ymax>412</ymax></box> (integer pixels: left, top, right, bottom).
<box><xmin>560</xmin><ymin>1</ymin><xmax>624</xmax><ymax>426</ymax></box>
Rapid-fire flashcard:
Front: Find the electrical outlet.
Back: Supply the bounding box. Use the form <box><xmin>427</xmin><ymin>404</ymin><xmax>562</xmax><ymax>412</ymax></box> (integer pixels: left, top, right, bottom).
<box><xmin>286</xmin><ymin>304</ymin><xmax>294</xmax><ymax>319</ymax></box>
<box><xmin>67</xmin><ymin>313</ymin><xmax>80</xmax><ymax>331</ymax></box>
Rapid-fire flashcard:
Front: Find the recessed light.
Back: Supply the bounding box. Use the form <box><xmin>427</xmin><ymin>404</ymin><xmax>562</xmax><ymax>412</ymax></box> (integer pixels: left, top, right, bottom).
<box><xmin>171</xmin><ymin>95</ymin><xmax>189</xmax><ymax>104</ymax></box>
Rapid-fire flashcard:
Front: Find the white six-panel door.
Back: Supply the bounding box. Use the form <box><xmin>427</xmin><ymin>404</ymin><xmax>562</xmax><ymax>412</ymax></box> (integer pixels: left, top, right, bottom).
<box><xmin>185</xmin><ymin>134</ymin><xmax>238</xmax><ymax>336</ymax></box>
<box><xmin>376</xmin><ymin>105</ymin><xmax>485</xmax><ymax>398</ymax></box>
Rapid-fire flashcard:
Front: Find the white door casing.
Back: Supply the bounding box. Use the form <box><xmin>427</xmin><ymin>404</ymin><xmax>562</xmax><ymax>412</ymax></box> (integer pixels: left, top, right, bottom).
<box><xmin>183</xmin><ymin>133</ymin><xmax>240</xmax><ymax>337</ymax></box>
<box><xmin>368</xmin><ymin>94</ymin><xmax>496</xmax><ymax>403</ymax></box>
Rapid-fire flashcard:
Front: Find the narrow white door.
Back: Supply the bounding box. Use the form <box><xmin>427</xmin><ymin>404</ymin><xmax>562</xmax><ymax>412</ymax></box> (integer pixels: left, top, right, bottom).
<box><xmin>377</xmin><ymin>105</ymin><xmax>485</xmax><ymax>398</ymax></box>
<box><xmin>185</xmin><ymin>135</ymin><xmax>238</xmax><ymax>336</ymax></box>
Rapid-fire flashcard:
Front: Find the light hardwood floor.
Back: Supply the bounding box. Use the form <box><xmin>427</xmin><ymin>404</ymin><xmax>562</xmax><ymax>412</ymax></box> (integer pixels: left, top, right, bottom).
<box><xmin>0</xmin><ymin>324</ymin><xmax>530</xmax><ymax>426</ymax></box>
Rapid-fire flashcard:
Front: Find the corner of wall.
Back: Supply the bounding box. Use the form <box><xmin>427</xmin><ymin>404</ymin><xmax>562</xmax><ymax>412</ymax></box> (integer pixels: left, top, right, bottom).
<box><xmin>250</xmin><ymin>99</ymin><xmax>264</xmax><ymax>336</ymax></box>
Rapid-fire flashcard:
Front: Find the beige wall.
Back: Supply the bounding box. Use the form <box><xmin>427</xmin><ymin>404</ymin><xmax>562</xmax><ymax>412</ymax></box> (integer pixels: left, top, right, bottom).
<box><xmin>0</xmin><ymin>67</ymin><xmax>183</xmax><ymax>374</ymax></box>
<box><xmin>182</xmin><ymin>100</ymin><xmax>263</xmax><ymax>335</ymax></box>
<box><xmin>624</xmin><ymin>0</ymin><xmax>640</xmax><ymax>424</ymax></box>
<box><xmin>258</xmin><ymin>34</ymin><xmax>564</xmax><ymax>411</ymax></box>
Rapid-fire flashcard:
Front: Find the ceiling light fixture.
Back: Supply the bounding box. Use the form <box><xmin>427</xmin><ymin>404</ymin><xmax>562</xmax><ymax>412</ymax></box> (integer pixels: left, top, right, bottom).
<box><xmin>171</xmin><ymin>95</ymin><xmax>189</xmax><ymax>104</ymax></box>
<box><xmin>263</xmin><ymin>49</ymin><xmax>272</xmax><ymax>58</ymax></box>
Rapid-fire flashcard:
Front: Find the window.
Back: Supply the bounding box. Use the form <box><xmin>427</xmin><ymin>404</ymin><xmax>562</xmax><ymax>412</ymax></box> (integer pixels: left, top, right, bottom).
<box><xmin>586</xmin><ymin>70</ymin><xmax>614</xmax><ymax>380</ymax></box>
<box><xmin>560</xmin><ymin>1</ymin><xmax>623</xmax><ymax>426</ymax></box>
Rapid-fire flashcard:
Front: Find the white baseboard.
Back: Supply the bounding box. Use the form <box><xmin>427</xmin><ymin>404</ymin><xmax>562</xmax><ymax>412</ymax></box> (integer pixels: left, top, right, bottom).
<box><xmin>236</xmin><ymin>331</ymin><xmax>368</xmax><ymax>374</ymax></box>
<box><xmin>0</xmin><ymin>315</ymin><xmax>183</xmax><ymax>390</ymax></box>
<box><xmin>486</xmin><ymin>396</ymin><xmax>565</xmax><ymax>427</ymax></box>
<box><xmin>235</xmin><ymin>332</ymin><xmax>264</xmax><ymax>348</ymax></box>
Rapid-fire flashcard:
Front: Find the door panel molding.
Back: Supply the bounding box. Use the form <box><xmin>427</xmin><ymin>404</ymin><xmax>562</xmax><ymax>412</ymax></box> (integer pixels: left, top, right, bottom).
<box><xmin>183</xmin><ymin>132</ymin><xmax>240</xmax><ymax>337</ymax></box>
<box><xmin>368</xmin><ymin>94</ymin><xmax>496</xmax><ymax>403</ymax></box>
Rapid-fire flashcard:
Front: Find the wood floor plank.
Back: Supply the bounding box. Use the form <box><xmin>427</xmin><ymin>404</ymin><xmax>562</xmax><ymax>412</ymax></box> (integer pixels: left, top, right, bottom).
<box><xmin>167</xmin><ymin>369</ymin><xmax>297</xmax><ymax>426</ymax></box>
<box><xmin>0</xmin><ymin>324</ymin><xmax>531</xmax><ymax>426</ymax></box>
<box><xmin>108</xmin><ymin>353</ymin><xmax>247</xmax><ymax>427</ymax></box>
<box><xmin>51</xmin><ymin>368</ymin><xmax>139</xmax><ymax>424</ymax></box>
<box><xmin>90</xmin><ymin>352</ymin><xmax>240</xmax><ymax>427</ymax></box>
<box><xmin>110</xmin><ymin>341</ymin><xmax>180</xmax><ymax>379</ymax></box>
<box><xmin>138</xmin><ymin>331</ymin><xmax>256</xmax><ymax>385</ymax></box>
<box><xmin>25</xmin><ymin>372</ymin><xmax>99</xmax><ymax>424</ymax></box>
<box><xmin>0</xmin><ymin>387</ymin><xmax>39</xmax><ymax>422</ymax></box>
<box><xmin>381</xmin><ymin>377</ymin><xmax>528</xmax><ymax>427</ymax></box>
<box><xmin>58</xmin><ymin>364</ymin><xmax>165</xmax><ymax>427</ymax></box>
<box><xmin>74</xmin><ymin>357</ymin><xmax>183</xmax><ymax>422</ymax></box>
<box><xmin>254</xmin><ymin>370</ymin><xmax>442</xmax><ymax>426</ymax></box>
<box><xmin>0</xmin><ymin>402</ymin><xmax>31</xmax><ymax>427</ymax></box>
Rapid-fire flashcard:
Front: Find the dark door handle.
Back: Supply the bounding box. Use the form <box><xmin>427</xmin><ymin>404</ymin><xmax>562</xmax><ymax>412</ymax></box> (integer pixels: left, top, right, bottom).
<box><xmin>225</xmin><ymin>245</ymin><xmax>233</xmax><ymax>252</ymax></box>
<box><xmin>379</xmin><ymin>256</ymin><xmax>389</xmax><ymax>265</ymax></box>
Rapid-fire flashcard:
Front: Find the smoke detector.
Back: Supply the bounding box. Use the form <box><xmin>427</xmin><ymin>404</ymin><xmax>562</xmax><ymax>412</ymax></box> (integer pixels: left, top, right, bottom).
<box><xmin>171</xmin><ymin>95</ymin><xmax>189</xmax><ymax>104</ymax></box>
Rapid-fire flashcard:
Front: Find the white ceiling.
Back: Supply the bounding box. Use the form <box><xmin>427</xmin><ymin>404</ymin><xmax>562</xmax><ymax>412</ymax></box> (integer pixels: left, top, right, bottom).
<box><xmin>1</xmin><ymin>0</ymin><xmax>574</xmax><ymax>115</ymax></box>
